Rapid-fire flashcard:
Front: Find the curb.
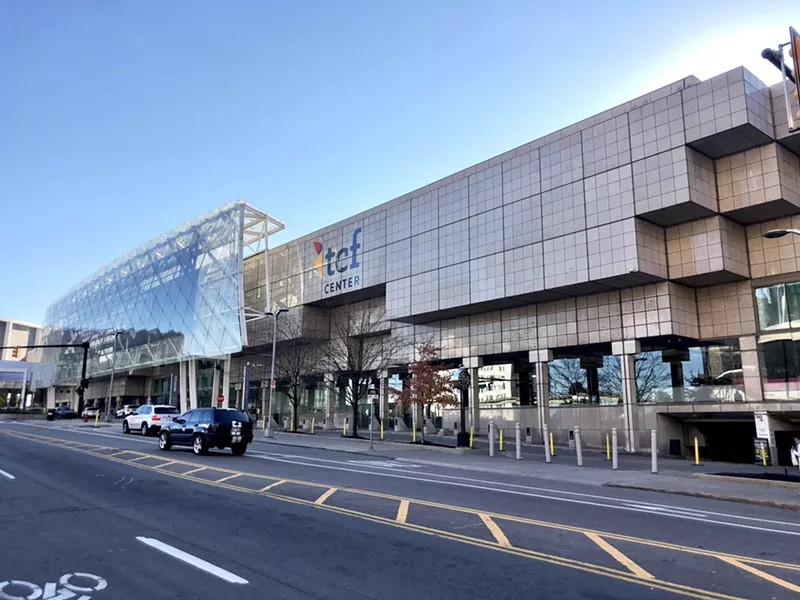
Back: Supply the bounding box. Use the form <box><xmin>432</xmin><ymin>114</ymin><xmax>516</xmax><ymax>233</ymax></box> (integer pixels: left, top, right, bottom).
<box><xmin>695</xmin><ymin>473</ymin><xmax>800</xmax><ymax>489</ymax></box>
<box><xmin>604</xmin><ymin>483</ymin><xmax>800</xmax><ymax>511</ymax></box>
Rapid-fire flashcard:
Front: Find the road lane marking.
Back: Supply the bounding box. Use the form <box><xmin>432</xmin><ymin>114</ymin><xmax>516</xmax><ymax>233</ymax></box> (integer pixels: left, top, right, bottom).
<box><xmin>183</xmin><ymin>467</ymin><xmax>207</xmax><ymax>476</ymax></box>
<box><xmin>129</xmin><ymin>455</ymin><xmax>154</xmax><ymax>462</ymax></box>
<box><xmin>251</xmin><ymin>454</ymin><xmax>800</xmax><ymax>537</ymax></box>
<box><xmin>3</xmin><ymin>430</ymin><xmax>771</xmax><ymax>600</ymax></box>
<box><xmin>258</xmin><ymin>479</ymin><xmax>286</xmax><ymax>492</ymax></box>
<box><xmin>396</xmin><ymin>500</ymin><xmax>409</xmax><ymax>524</ymax></box>
<box><xmin>10</xmin><ymin>423</ymin><xmax>799</xmax><ymax>532</ymax></box>
<box><xmin>135</xmin><ymin>536</ymin><xmax>248</xmax><ymax>584</ymax></box>
<box><xmin>0</xmin><ymin>468</ymin><xmax>14</xmax><ymax>480</ymax></box>
<box><xmin>215</xmin><ymin>473</ymin><xmax>241</xmax><ymax>484</ymax></box>
<box><xmin>585</xmin><ymin>532</ymin><xmax>654</xmax><ymax>579</ymax></box>
<box><xmin>153</xmin><ymin>461</ymin><xmax>177</xmax><ymax>469</ymax></box>
<box><xmin>479</xmin><ymin>513</ymin><xmax>511</xmax><ymax>547</ymax></box>
<box><xmin>624</xmin><ymin>504</ymin><xmax>708</xmax><ymax>518</ymax></box>
<box><xmin>717</xmin><ymin>556</ymin><xmax>800</xmax><ymax>593</ymax></box>
<box><xmin>314</xmin><ymin>487</ymin><xmax>337</xmax><ymax>505</ymax></box>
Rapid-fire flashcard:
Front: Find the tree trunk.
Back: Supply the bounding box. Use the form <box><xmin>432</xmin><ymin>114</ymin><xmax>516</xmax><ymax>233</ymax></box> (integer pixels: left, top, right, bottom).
<box><xmin>351</xmin><ymin>398</ymin><xmax>360</xmax><ymax>438</ymax></box>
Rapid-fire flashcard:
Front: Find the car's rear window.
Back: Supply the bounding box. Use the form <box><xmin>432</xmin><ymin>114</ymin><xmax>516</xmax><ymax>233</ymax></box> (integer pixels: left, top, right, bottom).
<box><xmin>214</xmin><ymin>409</ymin><xmax>250</xmax><ymax>423</ymax></box>
<box><xmin>155</xmin><ymin>407</ymin><xmax>179</xmax><ymax>415</ymax></box>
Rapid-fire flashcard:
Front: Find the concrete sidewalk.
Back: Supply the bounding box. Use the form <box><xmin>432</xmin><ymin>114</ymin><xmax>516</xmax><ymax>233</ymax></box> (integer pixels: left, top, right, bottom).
<box><xmin>255</xmin><ymin>431</ymin><xmax>800</xmax><ymax>511</ymax></box>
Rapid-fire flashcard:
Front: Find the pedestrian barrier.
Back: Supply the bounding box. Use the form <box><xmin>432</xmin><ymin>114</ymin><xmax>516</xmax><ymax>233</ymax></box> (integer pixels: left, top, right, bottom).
<box><xmin>574</xmin><ymin>426</ymin><xmax>583</xmax><ymax>467</ymax></box>
<box><xmin>651</xmin><ymin>429</ymin><xmax>658</xmax><ymax>474</ymax></box>
<box><xmin>488</xmin><ymin>422</ymin><xmax>495</xmax><ymax>457</ymax></box>
<box><xmin>611</xmin><ymin>427</ymin><xmax>618</xmax><ymax>470</ymax></box>
<box><xmin>543</xmin><ymin>424</ymin><xmax>551</xmax><ymax>463</ymax></box>
<box><xmin>515</xmin><ymin>423</ymin><xmax>521</xmax><ymax>460</ymax></box>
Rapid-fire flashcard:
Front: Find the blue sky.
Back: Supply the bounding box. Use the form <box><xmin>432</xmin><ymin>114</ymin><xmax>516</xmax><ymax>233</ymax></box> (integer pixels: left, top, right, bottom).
<box><xmin>1</xmin><ymin>1</ymin><xmax>797</xmax><ymax>324</ymax></box>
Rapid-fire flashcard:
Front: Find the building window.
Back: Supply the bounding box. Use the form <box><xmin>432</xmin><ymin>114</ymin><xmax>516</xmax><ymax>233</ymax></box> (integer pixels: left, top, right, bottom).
<box><xmin>755</xmin><ymin>281</ymin><xmax>800</xmax><ymax>399</ymax></box>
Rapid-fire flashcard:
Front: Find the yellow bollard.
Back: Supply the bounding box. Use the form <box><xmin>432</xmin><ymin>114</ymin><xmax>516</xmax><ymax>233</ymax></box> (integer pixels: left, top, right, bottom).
<box><xmin>760</xmin><ymin>445</ymin><xmax>767</xmax><ymax>466</ymax></box>
<box><xmin>380</xmin><ymin>420</ymin><xmax>384</xmax><ymax>441</ymax></box>
<box><xmin>606</xmin><ymin>433</ymin><xmax>611</xmax><ymax>461</ymax></box>
<box><xmin>94</xmin><ymin>411</ymin><xmax>99</xmax><ymax>428</ymax></box>
<box><xmin>412</xmin><ymin>425</ymin><xmax>417</xmax><ymax>443</ymax></box>
<box><xmin>499</xmin><ymin>428</ymin><xmax>504</xmax><ymax>452</ymax></box>
<box><xmin>549</xmin><ymin>431</ymin><xmax>555</xmax><ymax>456</ymax></box>
<box><xmin>694</xmin><ymin>436</ymin><xmax>700</xmax><ymax>466</ymax></box>
<box><xmin>343</xmin><ymin>418</ymin><xmax>347</xmax><ymax>437</ymax></box>
<box><xmin>469</xmin><ymin>424</ymin><xmax>474</xmax><ymax>448</ymax></box>
<box><xmin>291</xmin><ymin>416</ymin><xmax>295</xmax><ymax>433</ymax></box>
<box><xmin>311</xmin><ymin>417</ymin><xmax>315</xmax><ymax>435</ymax></box>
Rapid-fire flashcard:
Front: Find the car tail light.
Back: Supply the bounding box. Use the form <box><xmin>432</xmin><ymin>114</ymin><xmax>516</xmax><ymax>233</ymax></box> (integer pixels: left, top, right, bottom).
<box><xmin>152</xmin><ymin>415</ymin><xmax>161</xmax><ymax>421</ymax></box>
<box><xmin>208</xmin><ymin>422</ymin><xmax>218</xmax><ymax>431</ymax></box>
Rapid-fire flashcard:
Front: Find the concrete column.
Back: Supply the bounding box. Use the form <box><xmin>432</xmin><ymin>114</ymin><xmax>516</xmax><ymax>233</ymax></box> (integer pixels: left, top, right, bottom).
<box><xmin>221</xmin><ymin>355</ymin><xmax>231</xmax><ymax>408</ymax></box>
<box><xmin>739</xmin><ymin>336</ymin><xmax>763</xmax><ymax>402</ymax></box>
<box><xmin>463</xmin><ymin>356</ymin><xmax>483</xmax><ymax>435</ymax></box>
<box><xmin>211</xmin><ymin>364</ymin><xmax>221</xmax><ymax>404</ymax></box>
<box><xmin>323</xmin><ymin>374</ymin><xmax>336</xmax><ymax>429</ymax></box>
<box><xmin>188</xmin><ymin>360</ymin><xmax>198</xmax><ymax>410</ymax></box>
<box><xmin>46</xmin><ymin>386</ymin><xmax>56</xmax><ymax>409</ymax></box>
<box><xmin>378</xmin><ymin>371</ymin><xmax>390</xmax><ymax>428</ymax></box>
<box><xmin>612</xmin><ymin>340</ymin><xmax>641</xmax><ymax>453</ymax></box>
<box><xmin>178</xmin><ymin>361</ymin><xmax>188</xmax><ymax>412</ymax></box>
<box><xmin>529</xmin><ymin>349</ymin><xmax>553</xmax><ymax>441</ymax></box>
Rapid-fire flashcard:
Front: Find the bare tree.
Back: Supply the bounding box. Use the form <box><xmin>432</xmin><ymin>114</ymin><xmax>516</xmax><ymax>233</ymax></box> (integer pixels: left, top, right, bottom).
<box><xmin>318</xmin><ymin>303</ymin><xmax>407</xmax><ymax>437</ymax></box>
<box><xmin>548</xmin><ymin>359</ymin><xmax>588</xmax><ymax>402</ymax></box>
<box><xmin>597</xmin><ymin>353</ymin><xmax>672</xmax><ymax>402</ymax></box>
<box><xmin>273</xmin><ymin>315</ymin><xmax>319</xmax><ymax>432</ymax></box>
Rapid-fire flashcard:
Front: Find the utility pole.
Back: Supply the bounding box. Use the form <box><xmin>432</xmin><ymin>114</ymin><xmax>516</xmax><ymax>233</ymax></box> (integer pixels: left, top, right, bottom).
<box><xmin>265</xmin><ymin>307</ymin><xmax>288</xmax><ymax>439</ymax></box>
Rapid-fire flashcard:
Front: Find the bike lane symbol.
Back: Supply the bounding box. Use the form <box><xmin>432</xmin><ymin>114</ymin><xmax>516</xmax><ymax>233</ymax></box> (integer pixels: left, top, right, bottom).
<box><xmin>0</xmin><ymin>573</ymin><xmax>107</xmax><ymax>600</ymax></box>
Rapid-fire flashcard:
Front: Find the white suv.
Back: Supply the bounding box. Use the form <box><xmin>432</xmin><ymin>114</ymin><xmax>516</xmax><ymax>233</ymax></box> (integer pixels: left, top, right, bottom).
<box><xmin>123</xmin><ymin>405</ymin><xmax>180</xmax><ymax>436</ymax></box>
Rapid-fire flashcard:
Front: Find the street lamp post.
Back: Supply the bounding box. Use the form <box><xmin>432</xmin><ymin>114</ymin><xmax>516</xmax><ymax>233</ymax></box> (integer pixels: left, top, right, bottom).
<box><xmin>452</xmin><ymin>365</ymin><xmax>471</xmax><ymax>447</ymax></box>
<box><xmin>265</xmin><ymin>307</ymin><xmax>289</xmax><ymax>439</ymax></box>
<box><xmin>105</xmin><ymin>330</ymin><xmax>124</xmax><ymax>422</ymax></box>
<box><xmin>763</xmin><ymin>228</ymin><xmax>800</xmax><ymax>239</ymax></box>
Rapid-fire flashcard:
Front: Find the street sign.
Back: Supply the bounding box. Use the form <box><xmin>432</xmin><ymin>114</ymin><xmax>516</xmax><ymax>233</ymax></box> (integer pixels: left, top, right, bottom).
<box><xmin>216</xmin><ymin>394</ymin><xmax>224</xmax><ymax>404</ymax></box>
<box><xmin>271</xmin><ymin>379</ymin><xmax>276</xmax><ymax>389</ymax></box>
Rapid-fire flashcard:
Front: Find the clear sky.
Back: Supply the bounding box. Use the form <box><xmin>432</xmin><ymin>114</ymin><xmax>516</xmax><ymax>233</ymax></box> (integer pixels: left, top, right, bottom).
<box><xmin>1</xmin><ymin>1</ymin><xmax>797</xmax><ymax>324</ymax></box>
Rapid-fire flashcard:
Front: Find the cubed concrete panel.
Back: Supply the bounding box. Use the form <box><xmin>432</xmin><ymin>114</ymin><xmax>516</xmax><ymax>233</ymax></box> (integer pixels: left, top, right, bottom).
<box><xmin>665</xmin><ymin>216</ymin><xmax>749</xmax><ymax>286</ymax></box>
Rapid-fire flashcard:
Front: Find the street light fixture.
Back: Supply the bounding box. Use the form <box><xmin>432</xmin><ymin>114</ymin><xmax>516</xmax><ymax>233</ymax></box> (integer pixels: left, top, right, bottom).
<box><xmin>105</xmin><ymin>330</ymin><xmax>125</xmax><ymax>422</ymax></box>
<box><xmin>763</xmin><ymin>228</ymin><xmax>800</xmax><ymax>239</ymax></box>
<box><xmin>264</xmin><ymin>307</ymin><xmax>289</xmax><ymax>439</ymax></box>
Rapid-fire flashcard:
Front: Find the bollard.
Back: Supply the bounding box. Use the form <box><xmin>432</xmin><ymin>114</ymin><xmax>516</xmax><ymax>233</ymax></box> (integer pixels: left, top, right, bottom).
<box><xmin>413</xmin><ymin>424</ymin><xmax>417</xmax><ymax>443</ymax></box>
<box><xmin>470</xmin><ymin>424</ymin><xmax>474</xmax><ymax>449</ymax></box>
<box><xmin>311</xmin><ymin>417</ymin><xmax>315</xmax><ymax>435</ymax></box>
<box><xmin>760</xmin><ymin>444</ymin><xmax>767</xmax><ymax>466</ymax></box>
<box><xmin>549</xmin><ymin>431</ymin><xmax>555</xmax><ymax>457</ymax></box>
<box><xmin>694</xmin><ymin>436</ymin><xmax>700</xmax><ymax>466</ymax></box>
<box><xmin>575</xmin><ymin>426</ymin><xmax>583</xmax><ymax>467</ymax></box>
<box><xmin>489</xmin><ymin>422</ymin><xmax>495</xmax><ymax>457</ymax></box>
<box><xmin>343</xmin><ymin>418</ymin><xmax>347</xmax><ymax>437</ymax></box>
<box><xmin>606</xmin><ymin>433</ymin><xmax>610</xmax><ymax>461</ymax></box>
<box><xmin>543</xmin><ymin>424</ymin><xmax>551</xmax><ymax>463</ymax></box>
<box><xmin>611</xmin><ymin>427</ymin><xmax>618</xmax><ymax>470</ymax></box>
<box><xmin>651</xmin><ymin>429</ymin><xmax>657</xmax><ymax>474</ymax></box>
<box><xmin>94</xmin><ymin>411</ymin><xmax>99</xmax><ymax>428</ymax></box>
<box><xmin>380</xmin><ymin>419</ymin><xmax>384</xmax><ymax>441</ymax></box>
<box><xmin>515</xmin><ymin>423</ymin><xmax>521</xmax><ymax>460</ymax></box>
<box><xmin>499</xmin><ymin>428</ymin><xmax>504</xmax><ymax>452</ymax></box>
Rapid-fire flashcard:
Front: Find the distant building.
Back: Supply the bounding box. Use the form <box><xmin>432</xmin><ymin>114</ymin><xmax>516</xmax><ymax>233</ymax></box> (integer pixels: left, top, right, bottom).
<box><xmin>0</xmin><ymin>318</ymin><xmax>39</xmax><ymax>361</ymax></box>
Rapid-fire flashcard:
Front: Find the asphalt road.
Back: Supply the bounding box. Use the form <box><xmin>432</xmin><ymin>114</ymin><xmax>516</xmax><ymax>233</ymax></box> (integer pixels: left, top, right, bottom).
<box><xmin>1</xmin><ymin>421</ymin><xmax>799</xmax><ymax>600</ymax></box>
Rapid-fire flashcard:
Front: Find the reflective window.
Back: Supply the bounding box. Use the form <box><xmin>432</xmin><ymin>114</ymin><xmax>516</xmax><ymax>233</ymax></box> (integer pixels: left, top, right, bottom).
<box><xmin>758</xmin><ymin>338</ymin><xmax>800</xmax><ymax>400</ymax></box>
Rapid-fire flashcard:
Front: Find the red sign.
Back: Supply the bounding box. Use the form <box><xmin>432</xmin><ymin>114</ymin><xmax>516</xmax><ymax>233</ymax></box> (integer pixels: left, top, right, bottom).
<box><xmin>271</xmin><ymin>379</ymin><xmax>276</xmax><ymax>389</ymax></box>
<box><xmin>216</xmin><ymin>394</ymin><xmax>224</xmax><ymax>404</ymax></box>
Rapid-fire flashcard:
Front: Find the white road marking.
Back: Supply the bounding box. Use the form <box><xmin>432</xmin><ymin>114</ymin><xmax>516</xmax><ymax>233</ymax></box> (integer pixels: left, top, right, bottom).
<box><xmin>623</xmin><ymin>504</ymin><xmax>709</xmax><ymax>518</ymax></box>
<box><xmin>251</xmin><ymin>454</ymin><xmax>800</xmax><ymax>536</ymax></box>
<box><xmin>0</xmin><ymin>468</ymin><xmax>15</xmax><ymax>480</ymax></box>
<box><xmin>136</xmin><ymin>537</ymin><xmax>248</xmax><ymax>584</ymax></box>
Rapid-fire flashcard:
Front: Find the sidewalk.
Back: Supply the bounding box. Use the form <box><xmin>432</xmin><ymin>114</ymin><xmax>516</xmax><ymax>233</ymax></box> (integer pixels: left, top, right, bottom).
<box><xmin>255</xmin><ymin>431</ymin><xmax>800</xmax><ymax>511</ymax></box>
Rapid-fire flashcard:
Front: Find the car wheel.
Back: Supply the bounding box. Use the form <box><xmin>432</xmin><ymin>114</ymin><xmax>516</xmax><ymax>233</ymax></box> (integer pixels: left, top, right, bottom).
<box><xmin>123</xmin><ymin>421</ymin><xmax>130</xmax><ymax>434</ymax></box>
<box><xmin>159</xmin><ymin>431</ymin><xmax>172</xmax><ymax>451</ymax></box>
<box><xmin>192</xmin><ymin>434</ymin><xmax>207</xmax><ymax>456</ymax></box>
<box><xmin>141</xmin><ymin>423</ymin><xmax>149</xmax><ymax>437</ymax></box>
<box><xmin>230</xmin><ymin>443</ymin><xmax>247</xmax><ymax>456</ymax></box>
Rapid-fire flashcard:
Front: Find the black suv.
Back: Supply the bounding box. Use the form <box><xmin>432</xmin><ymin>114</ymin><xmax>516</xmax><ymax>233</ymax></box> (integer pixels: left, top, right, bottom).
<box><xmin>158</xmin><ymin>408</ymin><xmax>253</xmax><ymax>456</ymax></box>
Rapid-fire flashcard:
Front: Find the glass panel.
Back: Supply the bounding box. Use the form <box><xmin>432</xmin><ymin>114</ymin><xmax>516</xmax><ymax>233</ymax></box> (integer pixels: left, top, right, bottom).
<box><xmin>548</xmin><ymin>358</ymin><xmax>588</xmax><ymax>406</ymax></box>
<box><xmin>154</xmin><ymin>407</ymin><xmax>179</xmax><ymax>414</ymax></box>
<box><xmin>40</xmin><ymin>201</ymin><xmax>248</xmax><ymax>385</ymax></box>
<box><xmin>788</xmin><ymin>282</ymin><xmax>800</xmax><ymax>328</ymax></box>
<box><xmin>758</xmin><ymin>338</ymin><xmax>800</xmax><ymax>400</ymax></box>
<box><xmin>216</xmin><ymin>409</ymin><xmax>250</xmax><ymax>423</ymax></box>
<box><xmin>755</xmin><ymin>284</ymin><xmax>789</xmax><ymax>331</ymax></box>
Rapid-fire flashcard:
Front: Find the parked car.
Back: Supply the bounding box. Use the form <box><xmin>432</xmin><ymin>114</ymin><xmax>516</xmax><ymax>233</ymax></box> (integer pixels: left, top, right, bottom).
<box><xmin>81</xmin><ymin>406</ymin><xmax>101</xmax><ymax>419</ymax></box>
<box><xmin>158</xmin><ymin>408</ymin><xmax>253</xmax><ymax>456</ymax></box>
<box><xmin>123</xmin><ymin>405</ymin><xmax>180</xmax><ymax>436</ymax></box>
<box><xmin>47</xmin><ymin>406</ymin><xmax>78</xmax><ymax>420</ymax></box>
<box><xmin>115</xmin><ymin>404</ymin><xmax>140</xmax><ymax>418</ymax></box>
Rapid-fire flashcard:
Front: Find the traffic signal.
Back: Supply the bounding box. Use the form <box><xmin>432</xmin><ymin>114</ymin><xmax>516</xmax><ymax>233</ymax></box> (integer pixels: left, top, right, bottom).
<box><xmin>11</xmin><ymin>347</ymin><xmax>19</xmax><ymax>358</ymax></box>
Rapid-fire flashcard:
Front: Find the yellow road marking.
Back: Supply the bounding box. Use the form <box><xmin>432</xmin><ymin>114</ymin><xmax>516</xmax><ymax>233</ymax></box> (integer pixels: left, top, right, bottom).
<box><xmin>106</xmin><ymin>450</ymin><xmax>136</xmax><ymax>457</ymax></box>
<box><xmin>216</xmin><ymin>473</ymin><xmax>242</xmax><ymax>484</ymax></box>
<box><xmin>183</xmin><ymin>466</ymin><xmax>207</xmax><ymax>476</ymax></box>
<box><xmin>0</xmin><ymin>429</ymin><xmax>751</xmax><ymax>600</ymax></box>
<box><xmin>152</xmin><ymin>460</ymin><xmax>177</xmax><ymax>469</ymax></box>
<box><xmin>259</xmin><ymin>479</ymin><xmax>286</xmax><ymax>492</ymax></box>
<box><xmin>396</xmin><ymin>500</ymin><xmax>409</xmax><ymax>524</ymax></box>
<box><xmin>479</xmin><ymin>513</ymin><xmax>511</xmax><ymax>547</ymax></box>
<box><xmin>718</xmin><ymin>556</ymin><xmax>800</xmax><ymax>593</ymax></box>
<box><xmin>128</xmin><ymin>455</ymin><xmax>154</xmax><ymax>462</ymax></box>
<box><xmin>314</xmin><ymin>487</ymin><xmax>337</xmax><ymax>505</ymax></box>
<box><xmin>585</xmin><ymin>532</ymin><xmax>654</xmax><ymax>579</ymax></box>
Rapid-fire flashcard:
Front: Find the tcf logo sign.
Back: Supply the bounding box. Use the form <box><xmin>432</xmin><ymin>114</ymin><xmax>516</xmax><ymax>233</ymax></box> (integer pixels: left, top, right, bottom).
<box><xmin>313</xmin><ymin>227</ymin><xmax>362</xmax><ymax>296</ymax></box>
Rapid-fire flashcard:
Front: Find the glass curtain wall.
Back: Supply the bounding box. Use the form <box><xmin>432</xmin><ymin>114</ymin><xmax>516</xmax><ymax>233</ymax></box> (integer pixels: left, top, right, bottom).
<box><xmin>755</xmin><ymin>281</ymin><xmax>800</xmax><ymax>399</ymax></box>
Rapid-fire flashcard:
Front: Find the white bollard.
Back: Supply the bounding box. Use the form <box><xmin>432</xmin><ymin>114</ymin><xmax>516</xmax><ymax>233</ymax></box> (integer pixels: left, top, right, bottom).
<box><xmin>515</xmin><ymin>422</ymin><xmax>522</xmax><ymax>461</ymax></box>
<box><xmin>543</xmin><ymin>424</ymin><xmax>551</xmax><ymax>463</ymax></box>
<box><xmin>489</xmin><ymin>421</ymin><xmax>495</xmax><ymax>457</ymax></box>
<box><xmin>575</xmin><ymin>426</ymin><xmax>583</xmax><ymax>467</ymax></box>
<box><xmin>611</xmin><ymin>427</ymin><xmax>619</xmax><ymax>470</ymax></box>
<box><xmin>651</xmin><ymin>429</ymin><xmax>658</xmax><ymax>474</ymax></box>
